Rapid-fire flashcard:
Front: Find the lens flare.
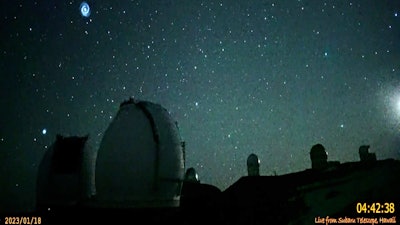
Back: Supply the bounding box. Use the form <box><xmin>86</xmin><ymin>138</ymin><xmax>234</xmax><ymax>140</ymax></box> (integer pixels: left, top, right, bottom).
<box><xmin>395</xmin><ymin>93</ymin><xmax>400</xmax><ymax>116</ymax></box>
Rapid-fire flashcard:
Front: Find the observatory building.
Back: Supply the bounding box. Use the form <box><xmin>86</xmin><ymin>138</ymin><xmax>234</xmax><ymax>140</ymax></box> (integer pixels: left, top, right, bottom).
<box><xmin>36</xmin><ymin>97</ymin><xmax>185</xmax><ymax>213</ymax></box>
<box><xmin>35</xmin><ymin>98</ymin><xmax>400</xmax><ymax>224</ymax></box>
<box><xmin>36</xmin><ymin>134</ymin><xmax>95</xmax><ymax>210</ymax></box>
<box><xmin>94</xmin><ymin>98</ymin><xmax>185</xmax><ymax>208</ymax></box>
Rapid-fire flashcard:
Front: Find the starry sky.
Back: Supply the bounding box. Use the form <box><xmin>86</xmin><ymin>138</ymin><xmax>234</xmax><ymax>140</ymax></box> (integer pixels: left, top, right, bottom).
<box><xmin>1</xmin><ymin>0</ymin><xmax>400</xmax><ymax>212</ymax></box>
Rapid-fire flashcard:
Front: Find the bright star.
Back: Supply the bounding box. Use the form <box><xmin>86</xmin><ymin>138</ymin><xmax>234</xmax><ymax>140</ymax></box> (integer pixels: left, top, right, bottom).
<box><xmin>42</xmin><ymin>128</ymin><xmax>47</xmax><ymax>135</ymax></box>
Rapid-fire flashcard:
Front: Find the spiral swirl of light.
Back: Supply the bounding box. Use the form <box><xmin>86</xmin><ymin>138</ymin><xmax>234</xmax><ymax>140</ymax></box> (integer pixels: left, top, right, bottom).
<box><xmin>80</xmin><ymin>2</ymin><xmax>91</xmax><ymax>18</ymax></box>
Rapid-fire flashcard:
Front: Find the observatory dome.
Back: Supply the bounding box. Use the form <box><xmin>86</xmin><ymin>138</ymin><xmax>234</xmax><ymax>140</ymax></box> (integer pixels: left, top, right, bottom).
<box><xmin>95</xmin><ymin>98</ymin><xmax>185</xmax><ymax>208</ymax></box>
<box><xmin>36</xmin><ymin>134</ymin><xmax>96</xmax><ymax>210</ymax></box>
<box><xmin>246</xmin><ymin>153</ymin><xmax>260</xmax><ymax>176</ymax></box>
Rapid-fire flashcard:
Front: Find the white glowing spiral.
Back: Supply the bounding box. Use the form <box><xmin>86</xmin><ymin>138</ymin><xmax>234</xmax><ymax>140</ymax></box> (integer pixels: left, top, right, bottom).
<box><xmin>80</xmin><ymin>2</ymin><xmax>91</xmax><ymax>18</ymax></box>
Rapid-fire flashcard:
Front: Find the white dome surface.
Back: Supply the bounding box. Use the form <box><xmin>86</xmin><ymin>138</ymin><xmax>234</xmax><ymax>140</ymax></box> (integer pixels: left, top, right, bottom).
<box><xmin>95</xmin><ymin>99</ymin><xmax>185</xmax><ymax>208</ymax></box>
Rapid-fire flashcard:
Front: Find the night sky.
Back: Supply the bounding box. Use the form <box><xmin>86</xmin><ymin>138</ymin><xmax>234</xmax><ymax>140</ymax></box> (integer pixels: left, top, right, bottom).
<box><xmin>1</xmin><ymin>0</ymin><xmax>400</xmax><ymax>212</ymax></box>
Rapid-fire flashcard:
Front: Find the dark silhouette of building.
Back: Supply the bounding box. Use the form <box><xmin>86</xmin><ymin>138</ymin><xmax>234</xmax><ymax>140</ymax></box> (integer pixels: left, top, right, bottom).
<box><xmin>36</xmin><ymin>134</ymin><xmax>94</xmax><ymax>211</ymax></box>
<box><xmin>184</xmin><ymin>167</ymin><xmax>200</xmax><ymax>183</ymax></box>
<box><xmin>310</xmin><ymin>143</ymin><xmax>328</xmax><ymax>170</ymax></box>
<box><xmin>247</xmin><ymin>153</ymin><xmax>260</xmax><ymax>176</ymax></box>
<box><xmin>180</xmin><ymin>167</ymin><xmax>222</xmax><ymax>224</ymax></box>
<box><xmin>309</xmin><ymin>143</ymin><xmax>340</xmax><ymax>170</ymax></box>
<box><xmin>359</xmin><ymin>145</ymin><xmax>377</xmax><ymax>162</ymax></box>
